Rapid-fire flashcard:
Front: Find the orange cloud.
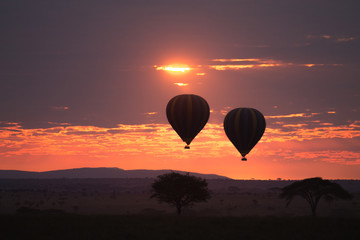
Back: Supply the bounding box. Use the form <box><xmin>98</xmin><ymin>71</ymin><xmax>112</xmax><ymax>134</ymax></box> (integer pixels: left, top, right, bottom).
<box><xmin>1</xmin><ymin>115</ymin><xmax>359</xmax><ymax>179</ymax></box>
<box><xmin>209</xmin><ymin>58</ymin><xmax>284</xmax><ymax>70</ymax></box>
<box><xmin>145</xmin><ymin>112</ymin><xmax>158</xmax><ymax>115</ymax></box>
<box><xmin>1</xmin><ymin>117</ymin><xmax>359</xmax><ymax>158</ymax></box>
<box><xmin>303</xmin><ymin>64</ymin><xmax>325</xmax><ymax>67</ymax></box>
<box><xmin>212</xmin><ymin>58</ymin><xmax>261</xmax><ymax>62</ymax></box>
<box><xmin>209</xmin><ymin>65</ymin><xmax>255</xmax><ymax>70</ymax></box>
<box><xmin>266</xmin><ymin>113</ymin><xmax>317</xmax><ymax>119</ymax></box>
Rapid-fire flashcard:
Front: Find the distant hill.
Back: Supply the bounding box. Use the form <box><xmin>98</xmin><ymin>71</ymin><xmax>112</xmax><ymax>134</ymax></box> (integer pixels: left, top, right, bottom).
<box><xmin>0</xmin><ymin>167</ymin><xmax>230</xmax><ymax>179</ymax></box>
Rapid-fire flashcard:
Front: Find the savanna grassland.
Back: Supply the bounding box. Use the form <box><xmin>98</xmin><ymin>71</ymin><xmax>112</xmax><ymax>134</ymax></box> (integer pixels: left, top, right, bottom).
<box><xmin>0</xmin><ymin>179</ymin><xmax>359</xmax><ymax>239</ymax></box>
<box><xmin>2</xmin><ymin>214</ymin><xmax>360</xmax><ymax>240</ymax></box>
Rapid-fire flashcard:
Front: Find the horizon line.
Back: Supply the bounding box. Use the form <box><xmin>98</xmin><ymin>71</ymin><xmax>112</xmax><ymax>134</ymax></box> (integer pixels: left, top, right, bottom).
<box><xmin>1</xmin><ymin>167</ymin><xmax>359</xmax><ymax>181</ymax></box>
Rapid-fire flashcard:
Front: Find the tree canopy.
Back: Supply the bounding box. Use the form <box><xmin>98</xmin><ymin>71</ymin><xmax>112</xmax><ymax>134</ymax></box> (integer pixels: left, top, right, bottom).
<box><xmin>151</xmin><ymin>172</ymin><xmax>211</xmax><ymax>215</ymax></box>
<box><xmin>280</xmin><ymin>177</ymin><xmax>353</xmax><ymax>216</ymax></box>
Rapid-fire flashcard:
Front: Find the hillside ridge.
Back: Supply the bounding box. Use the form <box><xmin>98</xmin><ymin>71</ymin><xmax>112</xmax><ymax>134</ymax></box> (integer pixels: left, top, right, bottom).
<box><xmin>0</xmin><ymin>167</ymin><xmax>230</xmax><ymax>179</ymax></box>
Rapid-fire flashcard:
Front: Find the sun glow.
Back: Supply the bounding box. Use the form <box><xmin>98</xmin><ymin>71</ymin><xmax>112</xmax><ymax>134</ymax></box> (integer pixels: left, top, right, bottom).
<box><xmin>155</xmin><ymin>65</ymin><xmax>191</xmax><ymax>73</ymax></box>
<box><xmin>174</xmin><ymin>83</ymin><xmax>189</xmax><ymax>87</ymax></box>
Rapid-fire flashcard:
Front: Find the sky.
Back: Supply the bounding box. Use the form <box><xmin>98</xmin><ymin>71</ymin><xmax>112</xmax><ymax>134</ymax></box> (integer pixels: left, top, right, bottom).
<box><xmin>1</xmin><ymin>0</ymin><xmax>360</xmax><ymax>179</ymax></box>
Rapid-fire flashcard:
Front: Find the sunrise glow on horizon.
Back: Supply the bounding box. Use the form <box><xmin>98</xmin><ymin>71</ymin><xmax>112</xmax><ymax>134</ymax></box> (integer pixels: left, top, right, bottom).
<box><xmin>1</xmin><ymin>108</ymin><xmax>359</xmax><ymax>180</ymax></box>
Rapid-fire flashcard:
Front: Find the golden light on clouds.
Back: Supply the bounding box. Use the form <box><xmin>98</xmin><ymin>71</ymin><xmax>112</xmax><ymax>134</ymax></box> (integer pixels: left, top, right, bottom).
<box><xmin>209</xmin><ymin>65</ymin><xmax>255</xmax><ymax>70</ymax></box>
<box><xmin>154</xmin><ymin>58</ymin><xmax>342</xmax><ymax>75</ymax></box>
<box><xmin>266</xmin><ymin>113</ymin><xmax>318</xmax><ymax>119</ymax></box>
<box><xmin>258</xmin><ymin>63</ymin><xmax>282</xmax><ymax>67</ymax></box>
<box><xmin>303</xmin><ymin>64</ymin><xmax>326</xmax><ymax>67</ymax></box>
<box><xmin>304</xmin><ymin>64</ymin><xmax>315</xmax><ymax>67</ymax></box>
<box><xmin>207</xmin><ymin>58</ymin><xmax>342</xmax><ymax>71</ymax></box>
<box><xmin>209</xmin><ymin>58</ymin><xmax>284</xmax><ymax>70</ymax></box>
<box><xmin>212</xmin><ymin>58</ymin><xmax>261</xmax><ymax>62</ymax></box>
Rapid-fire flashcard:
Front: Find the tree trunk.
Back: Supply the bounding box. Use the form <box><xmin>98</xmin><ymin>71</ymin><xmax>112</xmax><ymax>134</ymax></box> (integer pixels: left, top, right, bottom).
<box><xmin>311</xmin><ymin>205</ymin><xmax>317</xmax><ymax>217</ymax></box>
<box><xmin>306</xmin><ymin>193</ymin><xmax>318</xmax><ymax>217</ymax></box>
<box><xmin>176</xmin><ymin>204</ymin><xmax>182</xmax><ymax>215</ymax></box>
<box><xmin>311</xmin><ymin>196</ymin><xmax>321</xmax><ymax>217</ymax></box>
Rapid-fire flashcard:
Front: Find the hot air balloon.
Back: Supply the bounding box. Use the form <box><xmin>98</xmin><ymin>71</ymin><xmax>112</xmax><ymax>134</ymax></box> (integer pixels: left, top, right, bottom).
<box><xmin>224</xmin><ymin>108</ymin><xmax>266</xmax><ymax>161</ymax></box>
<box><xmin>166</xmin><ymin>94</ymin><xmax>210</xmax><ymax>149</ymax></box>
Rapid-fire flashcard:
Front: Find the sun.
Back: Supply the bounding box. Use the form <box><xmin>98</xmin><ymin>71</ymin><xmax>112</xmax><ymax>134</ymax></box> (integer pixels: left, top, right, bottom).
<box><xmin>155</xmin><ymin>65</ymin><xmax>191</xmax><ymax>73</ymax></box>
<box><xmin>174</xmin><ymin>83</ymin><xmax>189</xmax><ymax>87</ymax></box>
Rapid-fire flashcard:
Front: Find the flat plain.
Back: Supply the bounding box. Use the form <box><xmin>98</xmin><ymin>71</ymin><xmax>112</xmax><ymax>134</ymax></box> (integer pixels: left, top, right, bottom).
<box><xmin>0</xmin><ymin>178</ymin><xmax>359</xmax><ymax>239</ymax></box>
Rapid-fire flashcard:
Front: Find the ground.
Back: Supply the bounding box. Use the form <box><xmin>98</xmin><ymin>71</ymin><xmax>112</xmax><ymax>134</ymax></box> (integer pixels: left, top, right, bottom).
<box><xmin>1</xmin><ymin>179</ymin><xmax>359</xmax><ymax>239</ymax></box>
<box><xmin>1</xmin><ymin>214</ymin><xmax>360</xmax><ymax>240</ymax></box>
<box><xmin>0</xmin><ymin>179</ymin><xmax>359</xmax><ymax>217</ymax></box>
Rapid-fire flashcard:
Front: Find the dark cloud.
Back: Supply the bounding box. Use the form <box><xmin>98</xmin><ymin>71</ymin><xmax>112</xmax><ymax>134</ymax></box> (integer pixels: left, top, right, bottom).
<box><xmin>106</xmin><ymin>129</ymin><xmax>128</xmax><ymax>134</ymax></box>
<box><xmin>43</xmin><ymin>128</ymin><xmax>64</xmax><ymax>133</ymax></box>
<box><xmin>65</xmin><ymin>131</ymin><xmax>108</xmax><ymax>136</ymax></box>
<box><xmin>0</xmin><ymin>122</ymin><xmax>19</xmax><ymax>128</ymax></box>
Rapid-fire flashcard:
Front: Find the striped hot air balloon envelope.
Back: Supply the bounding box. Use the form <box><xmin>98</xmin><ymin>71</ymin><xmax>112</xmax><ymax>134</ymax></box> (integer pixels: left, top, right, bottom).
<box><xmin>166</xmin><ymin>94</ymin><xmax>210</xmax><ymax>149</ymax></box>
<box><xmin>224</xmin><ymin>108</ymin><xmax>266</xmax><ymax>161</ymax></box>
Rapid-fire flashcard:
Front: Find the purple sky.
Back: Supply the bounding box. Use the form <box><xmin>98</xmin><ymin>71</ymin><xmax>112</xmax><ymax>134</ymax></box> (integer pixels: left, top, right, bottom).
<box><xmin>1</xmin><ymin>0</ymin><xmax>360</xmax><ymax>179</ymax></box>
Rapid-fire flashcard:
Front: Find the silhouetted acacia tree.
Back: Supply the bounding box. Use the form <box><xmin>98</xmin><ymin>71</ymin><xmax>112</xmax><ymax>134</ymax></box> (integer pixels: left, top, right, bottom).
<box><xmin>280</xmin><ymin>177</ymin><xmax>353</xmax><ymax>217</ymax></box>
<box><xmin>151</xmin><ymin>172</ymin><xmax>211</xmax><ymax>215</ymax></box>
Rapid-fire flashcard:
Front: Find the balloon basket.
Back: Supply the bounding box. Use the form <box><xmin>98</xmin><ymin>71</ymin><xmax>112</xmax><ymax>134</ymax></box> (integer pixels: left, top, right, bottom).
<box><xmin>185</xmin><ymin>145</ymin><xmax>190</xmax><ymax>149</ymax></box>
<box><xmin>241</xmin><ymin>157</ymin><xmax>247</xmax><ymax>161</ymax></box>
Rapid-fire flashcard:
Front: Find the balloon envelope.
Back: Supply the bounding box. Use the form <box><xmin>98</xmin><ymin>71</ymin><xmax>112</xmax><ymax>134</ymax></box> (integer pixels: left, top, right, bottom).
<box><xmin>166</xmin><ymin>94</ymin><xmax>210</xmax><ymax>149</ymax></box>
<box><xmin>223</xmin><ymin>108</ymin><xmax>266</xmax><ymax>160</ymax></box>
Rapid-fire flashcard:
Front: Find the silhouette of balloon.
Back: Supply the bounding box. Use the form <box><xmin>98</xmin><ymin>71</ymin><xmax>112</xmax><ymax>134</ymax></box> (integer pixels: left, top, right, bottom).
<box><xmin>166</xmin><ymin>94</ymin><xmax>210</xmax><ymax>149</ymax></box>
<box><xmin>224</xmin><ymin>108</ymin><xmax>266</xmax><ymax>161</ymax></box>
